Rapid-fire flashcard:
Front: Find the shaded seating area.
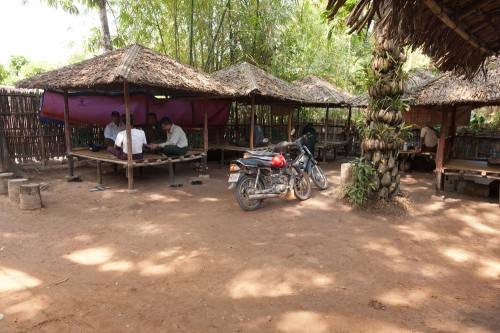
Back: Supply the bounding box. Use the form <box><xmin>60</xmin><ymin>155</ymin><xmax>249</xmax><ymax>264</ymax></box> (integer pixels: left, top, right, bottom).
<box><xmin>16</xmin><ymin>44</ymin><xmax>235</xmax><ymax>189</ymax></box>
<box><xmin>292</xmin><ymin>75</ymin><xmax>354</xmax><ymax>161</ymax></box>
<box><xmin>209</xmin><ymin>61</ymin><xmax>306</xmax><ymax>165</ymax></box>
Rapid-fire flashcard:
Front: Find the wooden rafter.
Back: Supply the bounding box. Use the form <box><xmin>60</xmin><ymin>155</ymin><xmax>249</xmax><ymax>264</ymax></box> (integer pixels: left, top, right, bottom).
<box><xmin>422</xmin><ymin>0</ymin><xmax>494</xmax><ymax>55</ymax></box>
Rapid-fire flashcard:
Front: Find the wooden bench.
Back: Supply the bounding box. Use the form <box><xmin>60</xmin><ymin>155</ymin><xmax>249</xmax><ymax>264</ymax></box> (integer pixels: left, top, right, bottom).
<box><xmin>316</xmin><ymin>141</ymin><xmax>348</xmax><ymax>162</ymax></box>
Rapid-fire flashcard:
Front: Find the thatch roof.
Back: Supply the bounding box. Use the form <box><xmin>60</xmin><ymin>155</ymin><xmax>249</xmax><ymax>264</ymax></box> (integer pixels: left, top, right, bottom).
<box><xmin>291</xmin><ymin>75</ymin><xmax>354</xmax><ymax>107</ymax></box>
<box><xmin>409</xmin><ymin>60</ymin><xmax>500</xmax><ymax>107</ymax></box>
<box><xmin>210</xmin><ymin>62</ymin><xmax>306</xmax><ymax>104</ymax></box>
<box><xmin>15</xmin><ymin>44</ymin><xmax>235</xmax><ymax>98</ymax></box>
<box><xmin>349</xmin><ymin>68</ymin><xmax>436</xmax><ymax>107</ymax></box>
<box><xmin>327</xmin><ymin>0</ymin><xmax>500</xmax><ymax>77</ymax></box>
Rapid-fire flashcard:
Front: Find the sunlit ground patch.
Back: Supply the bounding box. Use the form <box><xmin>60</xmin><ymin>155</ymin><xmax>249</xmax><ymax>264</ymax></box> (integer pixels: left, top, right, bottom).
<box><xmin>0</xmin><ymin>267</ymin><xmax>42</xmax><ymax>293</ymax></box>
<box><xmin>63</xmin><ymin>247</ymin><xmax>114</xmax><ymax>266</ymax></box>
<box><xmin>276</xmin><ymin>311</ymin><xmax>329</xmax><ymax>333</ymax></box>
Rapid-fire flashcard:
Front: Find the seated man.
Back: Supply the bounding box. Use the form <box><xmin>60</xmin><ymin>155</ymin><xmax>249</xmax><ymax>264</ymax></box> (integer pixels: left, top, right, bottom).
<box><xmin>107</xmin><ymin>115</ymin><xmax>147</xmax><ymax>160</ymax></box>
<box><xmin>144</xmin><ymin>112</ymin><xmax>165</xmax><ymax>144</ymax></box>
<box><xmin>104</xmin><ymin>111</ymin><xmax>125</xmax><ymax>147</ymax></box>
<box><xmin>149</xmin><ymin>117</ymin><xmax>188</xmax><ymax>156</ymax></box>
<box><xmin>417</xmin><ymin>123</ymin><xmax>439</xmax><ymax>152</ymax></box>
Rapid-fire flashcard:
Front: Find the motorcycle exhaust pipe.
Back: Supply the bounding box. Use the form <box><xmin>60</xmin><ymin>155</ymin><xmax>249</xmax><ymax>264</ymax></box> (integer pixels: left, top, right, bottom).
<box><xmin>248</xmin><ymin>193</ymin><xmax>280</xmax><ymax>200</ymax></box>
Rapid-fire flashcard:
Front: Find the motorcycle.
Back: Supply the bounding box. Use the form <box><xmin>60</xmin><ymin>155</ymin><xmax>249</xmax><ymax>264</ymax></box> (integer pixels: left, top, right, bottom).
<box><xmin>228</xmin><ymin>137</ymin><xmax>312</xmax><ymax>211</ymax></box>
<box><xmin>296</xmin><ymin>135</ymin><xmax>329</xmax><ymax>190</ymax></box>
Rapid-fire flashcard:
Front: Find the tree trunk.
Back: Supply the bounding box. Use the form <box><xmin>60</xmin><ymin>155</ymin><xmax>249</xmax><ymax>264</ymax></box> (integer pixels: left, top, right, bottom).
<box><xmin>362</xmin><ymin>33</ymin><xmax>407</xmax><ymax>200</ymax></box>
<box><xmin>96</xmin><ymin>0</ymin><xmax>112</xmax><ymax>51</ymax></box>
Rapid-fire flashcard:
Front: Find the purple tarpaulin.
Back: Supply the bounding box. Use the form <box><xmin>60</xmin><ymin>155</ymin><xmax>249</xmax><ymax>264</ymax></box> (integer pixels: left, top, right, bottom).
<box><xmin>40</xmin><ymin>91</ymin><xmax>231</xmax><ymax>127</ymax></box>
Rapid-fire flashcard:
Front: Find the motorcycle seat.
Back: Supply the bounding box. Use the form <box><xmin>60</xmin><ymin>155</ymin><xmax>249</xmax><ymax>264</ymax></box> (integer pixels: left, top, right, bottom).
<box><xmin>246</xmin><ymin>150</ymin><xmax>278</xmax><ymax>157</ymax></box>
<box><xmin>237</xmin><ymin>158</ymin><xmax>274</xmax><ymax>168</ymax></box>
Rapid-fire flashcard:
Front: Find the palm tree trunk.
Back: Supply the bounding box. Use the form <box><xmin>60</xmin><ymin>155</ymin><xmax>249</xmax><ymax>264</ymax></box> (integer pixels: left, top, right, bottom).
<box><xmin>362</xmin><ymin>31</ymin><xmax>407</xmax><ymax>200</ymax></box>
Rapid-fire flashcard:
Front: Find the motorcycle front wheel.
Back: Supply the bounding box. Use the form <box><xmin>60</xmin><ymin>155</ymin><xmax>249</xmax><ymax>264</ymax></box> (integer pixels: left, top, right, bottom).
<box><xmin>235</xmin><ymin>175</ymin><xmax>263</xmax><ymax>211</ymax></box>
<box><xmin>310</xmin><ymin>165</ymin><xmax>329</xmax><ymax>190</ymax></box>
<box><xmin>294</xmin><ymin>170</ymin><xmax>311</xmax><ymax>200</ymax></box>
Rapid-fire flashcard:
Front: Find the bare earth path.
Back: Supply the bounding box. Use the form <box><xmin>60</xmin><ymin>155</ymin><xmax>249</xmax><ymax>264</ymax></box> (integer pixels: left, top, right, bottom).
<box><xmin>0</xmin><ymin>160</ymin><xmax>499</xmax><ymax>333</ymax></box>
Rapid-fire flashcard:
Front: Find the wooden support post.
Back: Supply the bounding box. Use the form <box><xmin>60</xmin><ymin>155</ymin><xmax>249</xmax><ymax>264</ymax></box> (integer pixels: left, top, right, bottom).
<box><xmin>346</xmin><ymin>106</ymin><xmax>352</xmax><ymax>157</ymax></box>
<box><xmin>35</xmin><ymin>91</ymin><xmax>47</xmax><ymax>166</ymax></box>
<box><xmin>203</xmin><ymin>98</ymin><xmax>209</xmax><ymax>173</ymax></box>
<box><xmin>97</xmin><ymin>161</ymin><xmax>102</xmax><ymax>185</ymax></box>
<box><xmin>123</xmin><ymin>81</ymin><xmax>134</xmax><ymax>191</ymax></box>
<box><xmin>323</xmin><ymin>106</ymin><xmax>329</xmax><ymax>163</ymax></box>
<box><xmin>250</xmin><ymin>95</ymin><xmax>255</xmax><ymax>150</ymax></box>
<box><xmin>63</xmin><ymin>89</ymin><xmax>74</xmax><ymax>176</ymax></box>
<box><xmin>145</xmin><ymin>89</ymin><xmax>150</xmax><ymax>123</ymax></box>
<box><xmin>448</xmin><ymin>107</ymin><xmax>457</xmax><ymax>158</ymax></box>
<box><xmin>435</xmin><ymin>107</ymin><xmax>449</xmax><ymax>191</ymax></box>
<box><xmin>287</xmin><ymin>106</ymin><xmax>292</xmax><ymax>142</ymax></box>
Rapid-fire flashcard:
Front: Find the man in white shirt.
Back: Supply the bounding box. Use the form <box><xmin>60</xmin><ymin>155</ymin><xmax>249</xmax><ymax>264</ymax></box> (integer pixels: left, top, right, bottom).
<box><xmin>104</xmin><ymin>111</ymin><xmax>125</xmax><ymax>147</ymax></box>
<box><xmin>149</xmin><ymin>117</ymin><xmax>188</xmax><ymax>156</ymax></box>
<box><xmin>418</xmin><ymin>123</ymin><xmax>439</xmax><ymax>152</ymax></box>
<box><xmin>107</xmin><ymin>115</ymin><xmax>147</xmax><ymax>160</ymax></box>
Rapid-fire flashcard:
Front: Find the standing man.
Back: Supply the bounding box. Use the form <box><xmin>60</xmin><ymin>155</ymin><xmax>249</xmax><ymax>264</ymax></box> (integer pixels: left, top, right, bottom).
<box><xmin>149</xmin><ymin>117</ymin><xmax>188</xmax><ymax>156</ymax></box>
<box><xmin>104</xmin><ymin>111</ymin><xmax>125</xmax><ymax>147</ymax></box>
<box><xmin>107</xmin><ymin>115</ymin><xmax>147</xmax><ymax>160</ymax></box>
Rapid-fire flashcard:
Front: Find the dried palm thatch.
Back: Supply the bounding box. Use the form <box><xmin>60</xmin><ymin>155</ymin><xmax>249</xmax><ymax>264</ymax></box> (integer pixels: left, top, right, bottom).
<box><xmin>210</xmin><ymin>62</ymin><xmax>306</xmax><ymax>104</ymax></box>
<box><xmin>409</xmin><ymin>60</ymin><xmax>500</xmax><ymax>107</ymax></box>
<box><xmin>16</xmin><ymin>44</ymin><xmax>235</xmax><ymax>98</ymax></box>
<box><xmin>291</xmin><ymin>75</ymin><xmax>354</xmax><ymax>107</ymax></box>
<box><xmin>327</xmin><ymin>0</ymin><xmax>500</xmax><ymax>77</ymax></box>
<box><xmin>349</xmin><ymin>68</ymin><xmax>436</xmax><ymax>107</ymax></box>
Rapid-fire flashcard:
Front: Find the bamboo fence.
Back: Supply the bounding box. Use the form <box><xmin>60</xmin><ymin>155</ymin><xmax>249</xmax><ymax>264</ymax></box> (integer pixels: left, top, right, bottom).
<box><xmin>0</xmin><ymin>88</ymin><xmax>103</xmax><ymax>165</ymax></box>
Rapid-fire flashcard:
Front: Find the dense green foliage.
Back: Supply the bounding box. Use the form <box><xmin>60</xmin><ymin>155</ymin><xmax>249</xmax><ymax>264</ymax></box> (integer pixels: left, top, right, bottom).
<box><xmin>346</xmin><ymin>157</ymin><xmax>375</xmax><ymax>205</ymax></box>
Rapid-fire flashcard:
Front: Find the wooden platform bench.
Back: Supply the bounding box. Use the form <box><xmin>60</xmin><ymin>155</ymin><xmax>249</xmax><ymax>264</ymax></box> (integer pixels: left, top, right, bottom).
<box><xmin>316</xmin><ymin>141</ymin><xmax>348</xmax><ymax>162</ymax></box>
<box><xmin>70</xmin><ymin>148</ymin><xmax>205</xmax><ymax>185</ymax></box>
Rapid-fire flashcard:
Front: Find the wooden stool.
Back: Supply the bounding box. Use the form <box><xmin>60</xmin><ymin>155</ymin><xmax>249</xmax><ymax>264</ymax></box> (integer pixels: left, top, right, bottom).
<box><xmin>20</xmin><ymin>183</ymin><xmax>42</xmax><ymax>210</ymax></box>
<box><xmin>0</xmin><ymin>172</ymin><xmax>15</xmax><ymax>195</ymax></box>
<box><xmin>8</xmin><ymin>178</ymin><xmax>28</xmax><ymax>204</ymax></box>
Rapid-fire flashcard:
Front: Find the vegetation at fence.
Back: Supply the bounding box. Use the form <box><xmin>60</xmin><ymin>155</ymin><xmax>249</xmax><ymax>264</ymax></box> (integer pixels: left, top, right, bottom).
<box><xmin>346</xmin><ymin>157</ymin><xmax>375</xmax><ymax>206</ymax></box>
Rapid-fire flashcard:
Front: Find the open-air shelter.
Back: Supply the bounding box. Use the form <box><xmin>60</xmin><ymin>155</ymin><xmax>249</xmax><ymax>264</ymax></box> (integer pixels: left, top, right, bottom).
<box><xmin>210</xmin><ymin>61</ymin><xmax>306</xmax><ymax>153</ymax></box>
<box><xmin>16</xmin><ymin>44</ymin><xmax>235</xmax><ymax>190</ymax></box>
<box><xmin>292</xmin><ymin>75</ymin><xmax>354</xmax><ymax>161</ymax></box>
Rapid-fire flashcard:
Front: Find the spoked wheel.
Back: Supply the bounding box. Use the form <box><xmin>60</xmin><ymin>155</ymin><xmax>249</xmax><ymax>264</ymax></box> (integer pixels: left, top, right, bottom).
<box><xmin>235</xmin><ymin>175</ymin><xmax>263</xmax><ymax>211</ymax></box>
<box><xmin>294</xmin><ymin>170</ymin><xmax>311</xmax><ymax>200</ymax></box>
<box><xmin>310</xmin><ymin>164</ymin><xmax>329</xmax><ymax>190</ymax></box>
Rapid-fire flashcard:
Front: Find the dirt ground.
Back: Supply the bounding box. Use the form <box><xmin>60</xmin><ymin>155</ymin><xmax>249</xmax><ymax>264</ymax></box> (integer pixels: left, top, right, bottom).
<box><xmin>0</xmin><ymin>158</ymin><xmax>499</xmax><ymax>333</ymax></box>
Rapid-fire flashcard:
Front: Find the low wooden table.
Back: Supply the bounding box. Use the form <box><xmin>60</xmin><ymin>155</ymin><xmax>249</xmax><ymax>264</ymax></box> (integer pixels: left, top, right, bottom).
<box><xmin>316</xmin><ymin>141</ymin><xmax>347</xmax><ymax>162</ymax></box>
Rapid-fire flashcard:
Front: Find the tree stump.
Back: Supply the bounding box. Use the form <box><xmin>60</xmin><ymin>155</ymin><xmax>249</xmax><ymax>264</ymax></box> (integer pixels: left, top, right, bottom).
<box><xmin>0</xmin><ymin>172</ymin><xmax>14</xmax><ymax>195</ymax></box>
<box><xmin>20</xmin><ymin>183</ymin><xmax>42</xmax><ymax>210</ymax></box>
<box><xmin>340</xmin><ymin>163</ymin><xmax>352</xmax><ymax>185</ymax></box>
<box><xmin>8</xmin><ymin>178</ymin><xmax>28</xmax><ymax>204</ymax></box>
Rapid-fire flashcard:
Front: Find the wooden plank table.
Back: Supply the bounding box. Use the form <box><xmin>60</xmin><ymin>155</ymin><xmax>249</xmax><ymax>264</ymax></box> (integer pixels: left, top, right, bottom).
<box><xmin>316</xmin><ymin>141</ymin><xmax>347</xmax><ymax>162</ymax></box>
<box><xmin>443</xmin><ymin>159</ymin><xmax>500</xmax><ymax>175</ymax></box>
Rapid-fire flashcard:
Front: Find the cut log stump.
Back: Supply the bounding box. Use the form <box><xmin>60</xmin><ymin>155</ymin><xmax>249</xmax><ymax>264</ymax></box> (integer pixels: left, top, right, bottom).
<box><xmin>340</xmin><ymin>163</ymin><xmax>352</xmax><ymax>185</ymax></box>
<box><xmin>0</xmin><ymin>172</ymin><xmax>15</xmax><ymax>195</ymax></box>
<box><xmin>8</xmin><ymin>178</ymin><xmax>28</xmax><ymax>204</ymax></box>
<box><xmin>20</xmin><ymin>183</ymin><xmax>42</xmax><ymax>210</ymax></box>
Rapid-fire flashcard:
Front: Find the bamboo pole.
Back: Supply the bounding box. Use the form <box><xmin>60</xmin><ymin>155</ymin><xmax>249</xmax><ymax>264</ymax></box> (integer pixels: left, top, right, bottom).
<box><xmin>63</xmin><ymin>89</ymin><xmax>74</xmax><ymax>176</ymax></box>
<box><xmin>436</xmin><ymin>107</ymin><xmax>449</xmax><ymax>191</ymax></box>
<box><xmin>422</xmin><ymin>0</ymin><xmax>493</xmax><ymax>55</ymax></box>
<box><xmin>123</xmin><ymin>81</ymin><xmax>134</xmax><ymax>190</ymax></box>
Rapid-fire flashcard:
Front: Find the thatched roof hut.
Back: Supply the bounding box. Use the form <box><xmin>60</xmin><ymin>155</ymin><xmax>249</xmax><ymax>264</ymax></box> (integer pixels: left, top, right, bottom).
<box><xmin>327</xmin><ymin>0</ymin><xmax>500</xmax><ymax>77</ymax></box>
<box><xmin>16</xmin><ymin>44</ymin><xmax>234</xmax><ymax>98</ymax></box>
<box><xmin>210</xmin><ymin>62</ymin><xmax>305</xmax><ymax>104</ymax></box>
<box><xmin>291</xmin><ymin>75</ymin><xmax>354</xmax><ymax>107</ymax></box>
<box><xmin>409</xmin><ymin>61</ymin><xmax>500</xmax><ymax>107</ymax></box>
<box><xmin>349</xmin><ymin>68</ymin><xmax>436</xmax><ymax>108</ymax></box>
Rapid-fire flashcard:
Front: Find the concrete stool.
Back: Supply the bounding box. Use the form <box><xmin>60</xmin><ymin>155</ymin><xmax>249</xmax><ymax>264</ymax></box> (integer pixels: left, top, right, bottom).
<box><xmin>0</xmin><ymin>173</ymin><xmax>15</xmax><ymax>195</ymax></box>
<box><xmin>8</xmin><ymin>178</ymin><xmax>28</xmax><ymax>204</ymax></box>
<box><xmin>20</xmin><ymin>183</ymin><xmax>42</xmax><ymax>210</ymax></box>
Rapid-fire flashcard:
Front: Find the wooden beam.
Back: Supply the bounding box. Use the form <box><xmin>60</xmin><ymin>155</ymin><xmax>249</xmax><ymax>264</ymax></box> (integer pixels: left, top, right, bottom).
<box><xmin>435</xmin><ymin>107</ymin><xmax>449</xmax><ymax>191</ymax></box>
<box><xmin>63</xmin><ymin>89</ymin><xmax>74</xmax><ymax>177</ymax></box>
<box><xmin>422</xmin><ymin>0</ymin><xmax>494</xmax><ymax>55</ymax></box>
<box><xmin>287</xmin><ymin>106</ymin><xmax>292</xmax><ymax>142</ymax></box>
<box><xmin>323</xmin><ymin>106</ymin><xmax>329</xmax><ymax>163</ymax></box>
<box><xmin>124</xmin><ymin>80</ymin><xmax>134</xmax><ymax>190</ymax></box>
<box><xmin>250</xmin><ymin>95</ymin><xmax>255</xmax><ymax>150</ymax></box>
<box><xmin>203</xmin><ymin>98</ymin><xmax>208</xmax><ymax>173</ymax></box>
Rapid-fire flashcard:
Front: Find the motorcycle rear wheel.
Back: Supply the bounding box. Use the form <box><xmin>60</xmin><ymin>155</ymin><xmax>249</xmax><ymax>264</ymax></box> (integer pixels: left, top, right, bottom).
<box><xmin>310</xmin><ymin>165</ymin><xmax>329</xmax><ymax>190</ymax></box>
<box><xmin>294</xmin><ymin>170</ymin><xmax>311</xmax><ymax>200</ymax></box>
<box><xmin>235</xmin><ymin>175</ymin><xmax>263</xmax><ymax>211</ymax></box>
